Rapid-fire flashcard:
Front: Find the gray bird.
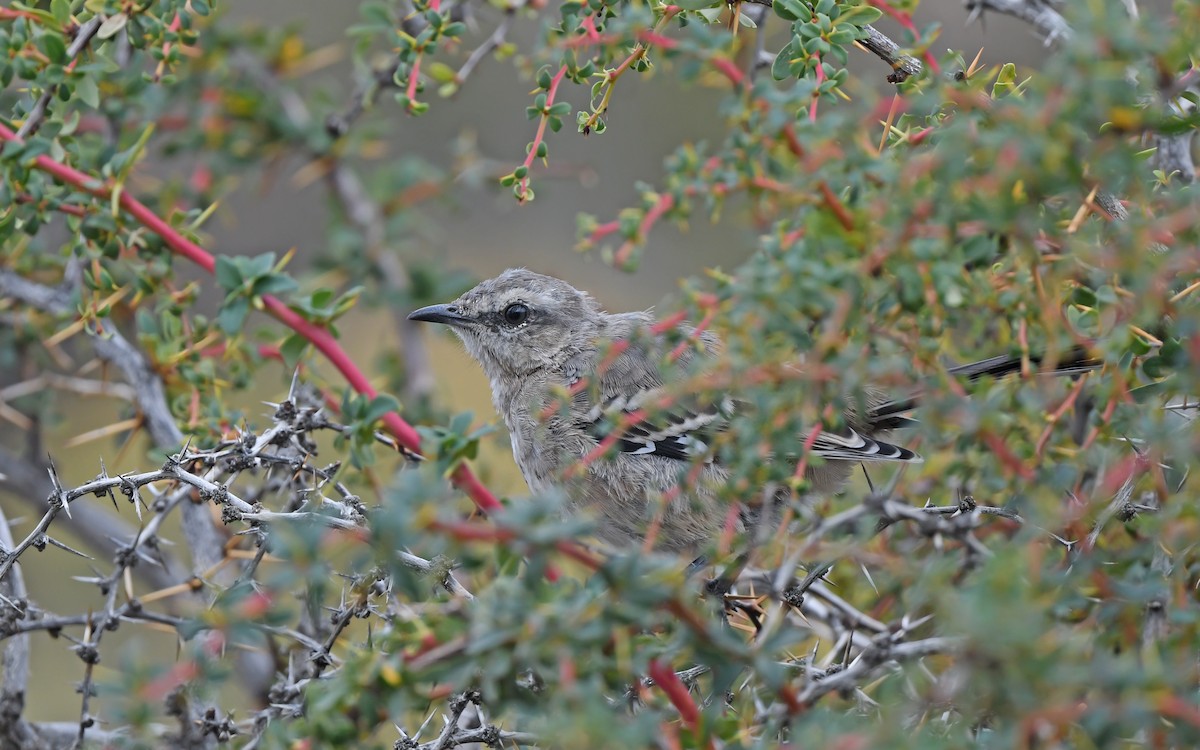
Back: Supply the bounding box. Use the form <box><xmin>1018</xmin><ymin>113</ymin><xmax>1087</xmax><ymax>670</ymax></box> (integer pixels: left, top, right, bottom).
<box><xmin>408</xmin><ymin>268</ymin><xmax>1094</xmax><ymax>554</ymax></box>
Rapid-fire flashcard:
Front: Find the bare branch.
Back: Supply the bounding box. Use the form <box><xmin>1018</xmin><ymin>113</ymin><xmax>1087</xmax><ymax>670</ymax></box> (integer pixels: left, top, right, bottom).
<box><xmin>0</xmin><ymin>448</ymin><xmax>181</xmax><ymax>591</ymax></box>
<box><xmin>455</xmin><ymin>10</ymin><xmax>516</xmax><ymax>87</ymax></box>
<box><xmin>964</xmin><ymin>0</ymin><xmax>1072</xmax><ymax>45</ymax></box>
<box><xmin>0</xmin><ymin>500</ymin><xmax>37</xmax><ymax>749</ymax></box>
<box><xmin>0</xmin><ymin>268</ymin><xmax>228</xmax><ymax>575</ymax></box>
<box><xmin>859</xmin><ymin>24</ymin><xmax>925</xmax><ymax>83</ymax></box>
<box><xmin>15</xmin><ymin>17</ymin><xmax>103</xmax><ymax>139</ymax></box>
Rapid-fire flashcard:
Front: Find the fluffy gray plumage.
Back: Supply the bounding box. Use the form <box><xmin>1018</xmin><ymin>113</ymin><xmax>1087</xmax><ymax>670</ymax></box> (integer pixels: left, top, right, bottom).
<box><xmin>408</xmin><ymin>268</ymin><xmax>924</xmax><ymax>554</ymax></box>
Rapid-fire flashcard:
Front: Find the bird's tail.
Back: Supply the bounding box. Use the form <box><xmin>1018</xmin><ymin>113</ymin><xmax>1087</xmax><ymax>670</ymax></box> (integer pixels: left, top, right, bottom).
<box><xmin>945</xmin><ymin>347</ymin><xmax>1102</xmax><ymax>381</ymax></box>
<box><xmin>867</xmin><ymin>346</ymin><xmax>1101</xmax><ymax>430</ymax></box>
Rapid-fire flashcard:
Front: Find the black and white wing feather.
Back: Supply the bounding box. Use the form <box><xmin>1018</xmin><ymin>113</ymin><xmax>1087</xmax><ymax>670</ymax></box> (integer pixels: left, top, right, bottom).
<box><xmin>569</xmin><ymin>312</ymin><xmax>924</xmax><ymax>465</ymax></box>
<box><xmin>809</xmin><ymin>427</ymin><xmax>921</xmax><ymax>462</ymax></box>
<box><xmin>577</xmin><ymin>390</ymin><xmax>731</xmax><ymax>462</ymax></box>
<box><xmin>577</xmin><ymin>390</ymin><xmax>921</xmax><ymax>465</ymax></box>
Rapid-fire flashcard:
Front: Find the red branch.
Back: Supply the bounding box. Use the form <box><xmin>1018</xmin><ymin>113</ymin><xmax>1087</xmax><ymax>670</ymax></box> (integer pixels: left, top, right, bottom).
<box><xmin>615</xmin><ymin>193</ymin><xmax>675</xmax><ymax>267</ymax></box>
<box><xmin>515</xmin><ymin>64</ymin><xmax>567</xmax><ymax>202</ymax></box>
<box><xmin>810</xmin><ymin>52</ymin><xmax>824</xmax><ymax>122</ymax></box>
<box><xmin>401</xmin><ymin>0</ymin><xmax>442</xmax><ymax>114</ymax></box>
<box><xmin>405</xmin><ymin>56</ymin><xmax>422</xmax><ymax>111</ymax></box>
<box><xmin>154</xmin><ymin>13</ymin><xmax>183</xmax><ymax>82</ymax></box>
<box><xmin>559</xmin><ymin>24</ymin><xmax>742</xmax><ymax>87</ymax></box>
<box><xmin>15</xmin><ymin>194</ymin><xmax>87</xmax><ymax>216</ymax></box>
<box><xmin>0</xmin><ymin>7</ymin><xmax>42</xmax><ymax>23</ymax></box>
<box><xmin>587</xmin><ymin>220</ymin><xmax>621</xmax><ymax>245</ymax></box>
<box><xmin>647</xmin><ymin>659</ymin><xmax>709</xmax><ymax>746</ymax></box>
<box><xmin>708</xmin><ymin>56</ymin><xmax>744</xmax><ymax>87</ymax></box>
<box><xmin>431</xmin><ymin>519</ymin><xmax>602</xmax><ymax>570</ymax></box>
<box><xmin>573</xmin><ymin>407</ymin><xmax>650</xmax><ymax>472</ymax></box>
<box><xmin>791</xmin><ymin>423</ymin><xmax>825</xmax><ymax>481</ymax></box>
<box><xmin>909</xmin><ymin>126</ymin><xmax>934</xmax><ymax>145</ymax></box>
<box><xmin>817</xmin><ymin>180</ymin><xmax>854</xmax><ymax>231</ymax></box>
<box><xmin>0</xmin><ymin>122</ymin><xmax>504</xmax><ymax>516</ymax></box>
<box><xmin>667</xmin><ymin>308</ymin><xmax>714</xmax><ymax>362</ymax></box>
<box><xmin>981</xmin><ymin>430</ymin><xmax>1035</xmax><ymax>481</ymax></box>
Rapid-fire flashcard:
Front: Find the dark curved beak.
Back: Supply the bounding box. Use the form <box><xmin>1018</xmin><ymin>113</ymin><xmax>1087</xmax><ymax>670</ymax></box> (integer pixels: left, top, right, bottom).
<box><xmin>407</xmin><ymin>303</ymin><xmax>473</xmax><ymax>328</ymax></box>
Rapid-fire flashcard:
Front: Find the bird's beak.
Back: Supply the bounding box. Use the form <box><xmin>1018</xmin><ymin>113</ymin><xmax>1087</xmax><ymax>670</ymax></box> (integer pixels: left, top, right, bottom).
<box><xmin>407</xmin><ymin>303</ymin><xmax>473</xmax><ymax>328</ymax></box>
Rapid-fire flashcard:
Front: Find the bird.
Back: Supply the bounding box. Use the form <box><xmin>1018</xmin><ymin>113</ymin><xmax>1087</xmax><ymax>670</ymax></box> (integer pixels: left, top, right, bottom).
<box><xmin>408</xmin><ymin>268</ymin><xmax>1097</xmax><ymax>555</ymax></box>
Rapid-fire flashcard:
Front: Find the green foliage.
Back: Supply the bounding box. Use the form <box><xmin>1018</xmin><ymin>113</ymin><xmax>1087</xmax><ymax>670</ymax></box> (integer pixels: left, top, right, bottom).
<box><xmin>0</xmin><ymin>0</ymin><xmax>1198</xmax><ymax>748</ymax></box>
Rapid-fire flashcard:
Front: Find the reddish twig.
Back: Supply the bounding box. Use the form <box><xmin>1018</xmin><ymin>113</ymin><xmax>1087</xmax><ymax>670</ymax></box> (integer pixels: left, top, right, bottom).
<box><xmin>791</xmin><ymin>423</ymin><xmax>825</xmax><ymax>482</ymax></box>
<box><xmin>981</xmin><ymin>430</ymin><xmax>1035</xmax><ymax>481</ymax></box>
<box><xmin>647</xmin><ymin>659</ymin><xmax>710</xmax><ymax>747</ymax></box>
<box><xmin>0</xmin><ymin>122</ymin><xmax>504</xmax><ymax>516</ymax></box>
<box><xmin>909</xmin><ymin>126</ymin><xmax>934</xmax><ymax>145</ymax></box>
<box><xmin>667</xmin><ymin>308</ymin><xmax>715</xmax><ymax>362</ymax></box>
<box><xmin>399</xmin><ymin>0</ymin><xmax>442</xmax><ymax>114</ymax></box>
<box><xmin>587</xmin><ymin>220</ymin><xmax>621</xmax><ymax>245</ymax></box>
<box><xmin>430</xmin><ymin>519</ymin><xmax>602</xmax><ymax>571</ymax></box>
<box><xmin>153</xmin><ymin>13</ymin><xmax>183</xmax><ymax>82</ymax></box>
<box><xmin>810</xmin><ymin>52</ymin><xmax>824</xmax><ymax>122</ymax></box>
<box><xmin>817</xmin><ymin>181</ymin><xmax>854</xmax><ymax>231</ymax></box>
<box><xmin>614</xmin><ymin>193</ymin><xmax>676</xmax><ymax>268</ymax></box>
<box><xmin>14</xmin><ymin>194</ymin><xmax>87</xmax><ymax>217</ymax></box>
<box><xmin>514</xmin><ymin>64</ymin><xmax>567</xmax><ymax>202</ymax></box>
<box><xmin>405</xmin><ymin>55</ymin><xmax>422</xmax><ymax>112</ymax></box>
<box><xmin>0</xmin><ymin>7</ymin><xmax>43</xmax><ymax>23</ymax></box>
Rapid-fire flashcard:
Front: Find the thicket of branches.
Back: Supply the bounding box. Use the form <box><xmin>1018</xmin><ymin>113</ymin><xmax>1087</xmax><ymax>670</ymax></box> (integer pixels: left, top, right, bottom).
<box><xmin>0</xmin><ymin>0</ymin><xmax>1197</xmax><ymax>747</ymax></box>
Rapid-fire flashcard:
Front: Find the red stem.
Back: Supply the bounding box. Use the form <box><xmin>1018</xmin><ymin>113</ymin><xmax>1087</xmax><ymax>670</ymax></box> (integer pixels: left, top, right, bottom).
<box><xmin>791</xmin><ymin>423</ymin><xmax>825</xmax><ymax>481</ymax></box>
<box><xmin>647</xmin><ymin>659</ymin><xmax>709</xmax><ymax>746</ymax></box>
<box><xmin>515</xmin><ymin>64</ymin><xmax>567</xmax><ymax>202</ymax></box>
<box><xmin>810</xmin><ymin>53</ymin><xmax>824</xmax><ymax>122</ymax></box>
<box><xmin>0</xmin><ymin>8</ymin><xmax>41</xmax><ymax>22</ymax></box>
<box><xmin>615</xmin><ymin>193</ymin><xmax>675</xmax><ymax>267</ymax></box>
<box><xmin>0</xmin><ymin>122</ymin><xmax>504</xmax><ymax>515</ymax></box>
<box><xmin>405</xmin><ymin>55</ymin><xmax>422</xmax><ymax>111</ymax></box>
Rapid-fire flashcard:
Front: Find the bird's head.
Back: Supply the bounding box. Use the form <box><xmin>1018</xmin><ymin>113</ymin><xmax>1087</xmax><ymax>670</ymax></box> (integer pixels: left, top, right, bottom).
<box><xmin>408</xmin><ymin>268</ymin><xmax>603</xmax><ymax>377</ymax></box>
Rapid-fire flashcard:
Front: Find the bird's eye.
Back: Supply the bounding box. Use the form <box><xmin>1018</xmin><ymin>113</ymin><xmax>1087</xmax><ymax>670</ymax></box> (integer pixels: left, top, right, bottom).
<box><xmin>502</xmin><ymin>303</ymin><xmax>530</xmax><ymax>326</ymax></box>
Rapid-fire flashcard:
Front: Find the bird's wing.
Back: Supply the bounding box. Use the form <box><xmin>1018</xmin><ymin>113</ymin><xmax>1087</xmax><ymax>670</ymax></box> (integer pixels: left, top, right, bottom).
<box><xmin>808</xmin><ymin>427</ymin><xmax>922</xmax><ymax>462</ymax></box>
<box><xmin>578</xmin><ymin>392</ymin><xmax>921</xmax><ymax>464</ymax></box>
<box><xmin>865</xmin><ymin>346</ymin><xmax>1102</xmax><ymax>429</ymax></box>
<box><xmin>567</xmin><ymin>315</ymin><xmax>730</xmax><ymax>462</ymax></box>
<box><xmin>570</xmin><ymin>315</ymin><xmax>923</xmax><ymax>464</ymax></box>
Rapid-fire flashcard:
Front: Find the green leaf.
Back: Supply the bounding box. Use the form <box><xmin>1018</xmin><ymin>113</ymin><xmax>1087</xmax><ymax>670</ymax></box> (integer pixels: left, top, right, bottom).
<box><xmin>43</xmin><ymin>34</ymin><xmax>66</xmax><ymax>64</ymax></box>
<box><xmin>76</xmin><ymin>76</ymin><xmax>100</xmax><ymax>109</ymax></box>
<box><xmin>772</xmin><ymin>0</ymin><xmax>806</xmax><ymax>18</ymax></box>
<box><xmin>427</xmin><ymin>61</ymin><xmax>456</xmax><ymax>84</ymax></box>
<box><xmin>253</xmin><ymin>273</ymin><xmax>299</xmax><ymax>297</ymax></box>
<box><xmin>992</xmin><ymin>62</ymin><xmax>1018</xmax><ymax>98</ymax></box>
<box><xmin>215</xmin><ymin>256</ymin><xmax>242</xmax><ymax>291</ymax></box>
<box><xmin>247</xmin><ymin>252</ymin><xmax>276</xmax><ymax>279</ymax></box>
<box><xmin>97</xmin><ymin>13</ymin><xmax>128</xmax><ymax>40</ymax></box>
<box><xmin>217</xmin><ymin>296</ymin><xmax>250</xmax><ymax>335</ymax></box>
<box><xmin>364</xmin><ymin>394</ymin><xmax>401</xmax><ymax>424</ymax></box>
<box><xmin>840</xmin><ymin>4</ymin><xmax>884</xmax><ymax>26</ymax></box>
<box><xmin>279</xmin><ymin>333</ymin><xmax>309</xmax><ymax>369</ymax></box>
<box><xmin>50</xmin><ymin>0</ymin><xmax>70</xmax><ymax>25</ymax></box>
<box><xmin>772</xmin><ymin>42</ymin><xmax>796</xmax><ymax>81</ymax></box>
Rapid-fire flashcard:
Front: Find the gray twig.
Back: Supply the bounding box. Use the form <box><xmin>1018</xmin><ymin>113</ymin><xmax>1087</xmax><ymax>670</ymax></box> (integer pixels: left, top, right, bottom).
<box><xmin>15</xmin><ymin>17</ymin><xmax>103</xmax><ymax>139</ymax></box>
<box><xmin>963</xmin><ymin>0</ymin><xmax>1072</xmax><ymax>46</ymax></box>
<box><xmin>455</xmin><ymin>10</ymin><xmax>516</xmax><ymax>86</ymax></box>
<box><xmin>859</xmin><ymin>24</ymin><xmax>925</xmax><ymax>83</ymax></box>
